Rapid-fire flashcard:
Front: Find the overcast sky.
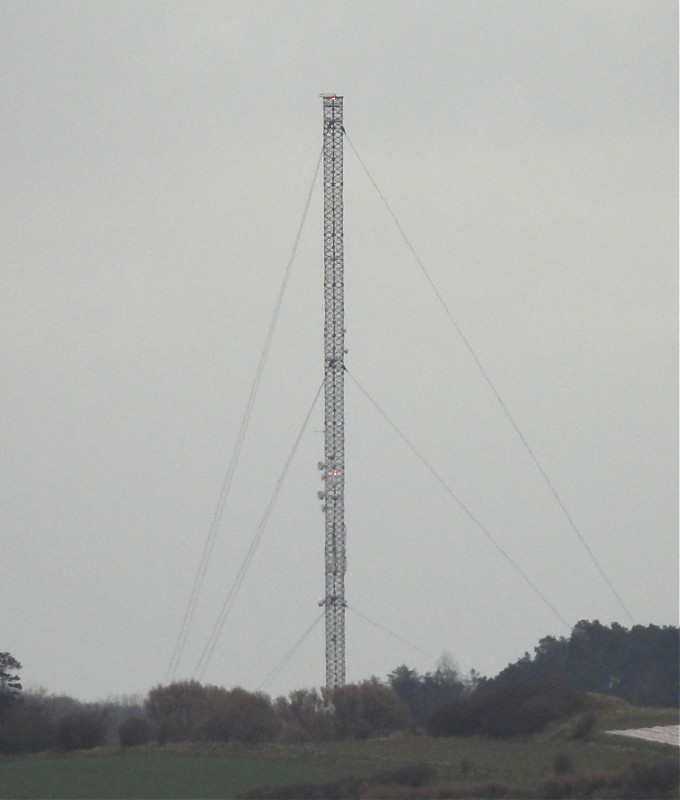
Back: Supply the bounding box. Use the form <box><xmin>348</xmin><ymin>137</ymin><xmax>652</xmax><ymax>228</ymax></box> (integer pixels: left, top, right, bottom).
<box><xmin>1</xmin><ymin>1</ymin><xmax>677</xmax><ymax>702</ymax></box>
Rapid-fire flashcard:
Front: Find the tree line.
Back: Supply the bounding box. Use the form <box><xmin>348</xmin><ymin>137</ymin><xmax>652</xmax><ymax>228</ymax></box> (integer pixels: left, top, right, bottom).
<box><xmin>481</xmin><ymin>620</ymin><xmax>679</xmax><ymax>708</ymax></box>
<box><xmin>0</xmin><ymin>621</ymin><xmax>677</xmax><ymax>754</ymax></box>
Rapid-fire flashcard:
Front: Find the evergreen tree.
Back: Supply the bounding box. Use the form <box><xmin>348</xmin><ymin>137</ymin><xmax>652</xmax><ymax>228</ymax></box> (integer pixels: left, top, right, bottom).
<box><xmin>0</xmin><ymin>653</ymin><xmax>22</xmax><ymax>714</ymax></box>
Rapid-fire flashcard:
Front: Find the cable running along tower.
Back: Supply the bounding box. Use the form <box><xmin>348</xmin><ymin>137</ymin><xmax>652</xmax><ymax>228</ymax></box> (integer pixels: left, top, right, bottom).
<box><xmin>320</xmin><ymin>94</ymin><xmax>346</xmax><ymax>690</ymax></box>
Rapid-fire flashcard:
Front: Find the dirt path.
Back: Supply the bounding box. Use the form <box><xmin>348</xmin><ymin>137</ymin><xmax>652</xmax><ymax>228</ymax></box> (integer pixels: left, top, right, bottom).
<box><xmin>607</xmin><ymin>725</ymin><xmax>680</xmax><ymax>747</ymax></box>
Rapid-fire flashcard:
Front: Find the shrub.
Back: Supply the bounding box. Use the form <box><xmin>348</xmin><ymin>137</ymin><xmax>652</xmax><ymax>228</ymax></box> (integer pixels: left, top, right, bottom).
<box><xmin>375</xmin><ymin>762</ymin><xmax>436</xmax><ymax>787</ymax></box>
<box><xmin>275</xmin><ymin>720</ymin><xmax>309</xmax><ymax>744</ymax></box>
<box><xmin>99</xmin><ymin>695</ymin><xmax>146</xmax><ymax>746</ymax></box>
<box><xmin>275</xmin><ymin>688</ymin><xmax>334</xmax><ymax>742</ymax></box>
<box><xmin>0</xmin><ymin>699</ymin><xmax>55</xmax><ymax>753</ymax></box>
<box><xmin>541</xmin><ymin>760</ymin><xmax>680</xmax><ymax>800</ymax></box>
<box><xmin>55</xmin><ymin>709</ymin><xmax>106</xmax><ymax>752</ymax></box>
<box><xmin>118</xmin><ymin>716</ymin><xmax>152</xmax><ymax>747</ymax></box>
<box><xmin>553</xmin><ymin>751</ymin><xmax>574</xmax><ymax>775</ymax></box>
<box><xmin>200</xmin><ymin>686</ymin><xmax>279</xmax><ymax>744</ymax></box>
<box><xmin>464</xmin><ymin>781</ymin><xmax>518</xmax><ymax>798</ymax></box>
<box><xmin>624</xmin><ymin>761</ymin><xmax>680</xmax><ymax>800</ymax></box>
<box><xmin>145</xmin><ymin>682</ymin><xmax>278</xmax><ymax>745</ymax></box>
<box><xmin>570</xmin><ymin>710</ymin><xmax>597</xmax><ymax>740</ymax></box>
<box><xmin>331</xmin><ymin>682</ymin><xmax>411</xmax><ymax>739</ymax></box>
<box><xmin>243</xmin><ymin>777</ymin><xmax>363</xmax><ymax>799</ymax></box>
<box><xmin>244</xmin><ymin>764</ymin><xmax>435</xmax><ymax>800</ymax></box>
<box><xmin>460</xmin><ymin>757</ymin><xmax>473</xmax><ymax>777</ymax></box>
<box><xmin>427</xmin><ymin>681</ymin><xmax>586</xmax><ymax>738</ymax></box>
<box><xmin>359</xmin><ymin>783</ymin><xmax>415</xmax><ymax>799</ymax></box>
<box><xmin>145</xmin><ymin>681</ymin><xmax>205</xmax><ymax>743</ymax></box>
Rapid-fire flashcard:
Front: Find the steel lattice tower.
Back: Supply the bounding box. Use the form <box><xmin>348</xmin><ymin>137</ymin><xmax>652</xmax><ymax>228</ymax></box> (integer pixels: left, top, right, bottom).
<box><xmin>320</xmin><ymin>94</ymin><xmax>346</xmax><ymax>690</ymax></box>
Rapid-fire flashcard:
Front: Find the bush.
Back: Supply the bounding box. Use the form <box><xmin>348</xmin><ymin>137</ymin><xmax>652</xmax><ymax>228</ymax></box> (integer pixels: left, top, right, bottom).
<box><xmin>200</xmin><ymin>686</ymin><xmax>279</xmax><ymax>744</ymax></box>
<box><xmin>331</xmin><ymin>682</ymin><xmax>411</xmax><ymax>739</ymax></box>
<box><xmin>427</xmin><ymin>681</ymin><xmax>587</xmax><ymax>738</ymax></box>
<box><xmin>553</xmin><ymin>751</ymin><xmax>574</xmax><ymax>775</ymax></box>
<box><xmin>463</xmin><ymin>781</ymin><xmax>518</xmax><ymax>798</ymax></box>
<box><xmin>274</xmin><ymin>688</ymin><xmax>334</xmax><ymax>742</ymax></box>
<box><xmin>0</xmin><ymin>699</ymin><xmax>55</xmax><ymax>753</ymax></box>
<box><xmin>460</xmin><ymin>757</ymin><xmax>473</xmax><ymax>777</ymax></box>
<box><xmin>570</xmin><ymin>710</ymin><xmax>597</xmax><ymax>740</ymax></box>
<box><xmin>145</xmin><ymin>680</ymin><xmax>206</xmax><ymax>743</ymax></box>
<box><xmin>145</xmin><ymin>682</ymin><xmax>278</xmax><ymax>745</ymax></box>
<box><xmin>99</xmin><ymin>695</ymin><xmax>146</xmax><ymax>746</ymax></box>
<box><xmin>624</xmin><ymin>761</ymin><xmax>680</xmax><ymax>800</ymax></box>
<box><xmin>246</xmin><ymin>775</ymin><xmax>521</xmax><ymax>800</ymax></box>
<box><xmin>375</xmin><ymin>762</ymin><xmax>436</xmax><ymax>787</ymax></box>
<box><xmin>243</xmin><ymin>777</ymin><xmax>363</xmax><ymax>799</ymax></box>
<box><xmin>541</xmin><ymin>760</ymin><xmax>680</xmax><ymax>799</ymax></box>
<box><xmin>243</xmin><ymin>763</ymin><xmax>436</xmax><ymax>799</ymax></box>
<box><xmin>275</xmin><ymin>720</ymin><xmax>309</xmax><ymax>743</ymax></box>
<box><xmin>0</xmin><ymin>689</ymin><xmax>128</xmax><ymax>755</ymax></box>
<box><xmin>55</xmin><ymin>709</ymin><xmax>106</xmax><ymax>752</ymax></box>
<box><xmin>118</xmin><ymin>716</ymin><xmax>152</xmax><ymax>747</ymax></box>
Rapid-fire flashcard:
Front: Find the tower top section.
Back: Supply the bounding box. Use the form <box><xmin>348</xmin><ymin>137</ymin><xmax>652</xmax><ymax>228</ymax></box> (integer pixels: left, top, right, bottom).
<box><xmin>320</xmin><ymin>94</ymin><xmax>343</xmax><ymax>105</ymax></box>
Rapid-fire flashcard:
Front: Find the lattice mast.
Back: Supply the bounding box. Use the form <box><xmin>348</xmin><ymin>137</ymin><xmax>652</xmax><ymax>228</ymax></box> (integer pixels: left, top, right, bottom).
<box><xmin>320</xmin><ymin>94</ymin><xmax>346</xmax><ymax>690</ymax></box>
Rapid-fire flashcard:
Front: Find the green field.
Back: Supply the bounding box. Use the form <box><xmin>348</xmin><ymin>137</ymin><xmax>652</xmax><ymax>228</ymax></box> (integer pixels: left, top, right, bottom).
<box><xmin>0</xmin><ymin>705</ymin><xmax>677</xmax><ymax>799</ymax></box>
<box><xmin>0</xmin><ymin>746</ymin><xmax>373</xmax><ymax>800</ymax></box>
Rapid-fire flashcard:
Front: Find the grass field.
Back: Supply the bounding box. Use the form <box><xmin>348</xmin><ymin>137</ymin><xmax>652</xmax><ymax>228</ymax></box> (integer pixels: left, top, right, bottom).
<box><xmin>0</xmin><ymin>746</ymin><xmax>374</xmax><ymax>800</ymax></box>
<box><xmin>0</xmin><ymin>705</ymin><xmax>677</xmax><ymax>799</ymax></box>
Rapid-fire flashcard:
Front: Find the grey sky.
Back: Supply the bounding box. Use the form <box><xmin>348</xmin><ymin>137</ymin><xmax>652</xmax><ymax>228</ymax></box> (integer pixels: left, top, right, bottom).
<box><xmin>1</xmin><ymin>1</ymin><xmax>677</xmax><ymax>701</ymax></box>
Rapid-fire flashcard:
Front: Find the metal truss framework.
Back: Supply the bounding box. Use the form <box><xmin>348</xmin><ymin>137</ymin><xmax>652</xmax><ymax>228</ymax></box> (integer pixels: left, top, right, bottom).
<box><xmin>321</xmin><ymin>94</ymin><xmax>346</xmax><ymax>690</ymax></box>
